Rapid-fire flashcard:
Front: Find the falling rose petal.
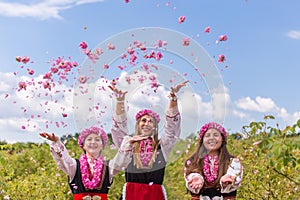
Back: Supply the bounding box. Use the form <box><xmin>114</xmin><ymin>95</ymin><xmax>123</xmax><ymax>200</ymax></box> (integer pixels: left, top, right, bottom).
<box><xmin>182</xmin><ymin>38</ymin><xmax>190</xmax><ymax>46</ymax></box>
<box><xmin>27</xmin><ymin>69</ymin><xmax>34</xmax><ymax>75</ymax></box>
<box><xmin>78</xmin><ymin>76</ymin><xmax>88</xmax><ymax>84</ymax></box>
<box><xmin>218</xmin><ymin>34</ymin><xmax>228</xmax><ymax>41</ymax></box>
<box><xmin>21</xmin><ymin>125</ymin><xmax>26</xmax><ymax>129</ymax></box>
<box><xmin>125</xmin><ymin>0</ymin><xmax>129</xmax><ymax>3</ymax></box>
<box><xmin>18</xmin><ymin>81</ymin><xmax>27</xmax><ymax>91</ymax></box>
<box><xmin>16</xmin><ymin>56</ymin><xmax>22</xmax><ymax>62</ymax></box>
<box><xmin>204</xmin><ymin>26</ymin><xmax>211</xmax><ymax>33</ymax></box>
<box><xmin>62</xmin><ymin>113</ymin><xmax>68</xmax><ymax>118</ymax></box>
<box><xmin>107</xmin><ymin>43</ymin><xmax>115</xmax><ymax>50</ymax></box>
<box><xmin>178</xmin><ymin>16</ymin><xmax>186</xmax><ymax>24</ymax></box>
<box><xmin>95</xmin><ymin>48</ymin><xmax>103</xmax><ymax>56</ymax></box>
<box><xmin>157</xmin><ymin>40</ymin><xmax>163</xmax><ymax>48</ymax></box>
<box><xmin>218</xmin><ymin>54</ymin><xmax>226</xmax><ymax>63</ymax></box>
<box><xmin>79</xmin><ymin>41</ymin><xmax>88</xmax><ymax>49</ymax></box>
<box><xmin>103</xmin><ymin>64</ymin><xmax>109</xmax><ymax>69</ymax></box>
<box><xmin>186</xmin><ymin>160</ymin><xmax>191</xmax><ymax>166</ymax></box>
<box><xmin>21</xmin><ymin>56</ymin><xmax>30</xmax><ymax>64</ymax></box>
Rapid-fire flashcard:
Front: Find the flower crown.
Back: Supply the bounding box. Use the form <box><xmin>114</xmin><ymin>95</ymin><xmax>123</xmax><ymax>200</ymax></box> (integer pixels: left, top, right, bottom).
<box><xmin>78</xmin><ymin>126</ymin><xmax>108</xmax><ymax>148</ymax></box>
<box><xmin>135</xmin><ymin>109</ymin><xmax>160</xmax><ymax>123</ymax></box>
<box><xmin>199</xmin><ymin>122</ymin><xmax>227</xmax><ymax>140</ymax></box>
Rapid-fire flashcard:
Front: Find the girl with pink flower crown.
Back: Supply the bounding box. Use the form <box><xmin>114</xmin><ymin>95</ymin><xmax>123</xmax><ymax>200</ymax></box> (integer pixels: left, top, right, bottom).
<box><xmin>109</xmin><ymin>80</ymin><xmax>188</xmax><ymax>200</ymax></box>
<box><xmin>184</xmin><ymin>122</ymin><xmax>243</xmax><ymax>200</ymax></box>
<box><xmin>40</xmin><ymin>126</ymin><xmax>123</xmax><ymax>200</ymax></box>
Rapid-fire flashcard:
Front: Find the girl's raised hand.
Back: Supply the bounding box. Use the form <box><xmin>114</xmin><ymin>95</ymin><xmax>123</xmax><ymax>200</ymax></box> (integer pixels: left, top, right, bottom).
<box><xmin>39</xmin><ymin>132</ymin><xmax>58</xmax><ymax>142</ymax></box>
<box><xmin>171</xmin><ymin>80</ymin><xmax>189</xmax><ymax>94</ymax></box>
<box><xmin>108</xmin><ymin>85</ymin><xmax>128</xmax><ymax>101</ymax></box>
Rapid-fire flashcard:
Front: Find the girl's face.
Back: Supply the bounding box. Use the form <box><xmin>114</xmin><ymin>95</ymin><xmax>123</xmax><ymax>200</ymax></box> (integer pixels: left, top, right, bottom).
<box><xmin>203</xmin><ymin>128</ymin><xmax>223</xmax><ymax>154</ymax></box>
<box><xmin>138</xmin><ymin>115</ymin><xmax>155</xmax><ymax>137</ymax></box>
<box><xmin>83</xmin><ymin>133</ymin><xmax>103</xmax><ymax>158</ymax></box>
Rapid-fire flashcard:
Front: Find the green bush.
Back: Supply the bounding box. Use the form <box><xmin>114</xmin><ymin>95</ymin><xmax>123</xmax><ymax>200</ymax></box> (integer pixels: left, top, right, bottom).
<box><xmin>0</xmin><ymin>117</ymin><xmax>299</xmax><ymax>199</ymax></box>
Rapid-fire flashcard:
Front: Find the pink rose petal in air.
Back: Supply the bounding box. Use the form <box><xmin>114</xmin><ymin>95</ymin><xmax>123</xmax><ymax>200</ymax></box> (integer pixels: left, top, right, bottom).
<box><xmin>78</xmin><ymin>76</ymin><xmax>88</xmax><ymax>84</ymax></box>
<box><xmin>218</xmin><ymin>54</ymin><xmax>226</xmax><ymax>63</ymax></box>
<box><xmin>182</xmin><ymin>38</ymin><xmax>190</xmax><ymax>46</ymax></box>
<box><xmin>79</xmin><ymin>41</ymin><xmax>88</xmax><ymax>49</ymax></box>
<box><xmin>204</xmin><ymin>26</ymin><xmax>211</xmax><ymax>33</ymax></box>
<box><xmin>219</xmin><ymin>34</ymin><xmax>228</xmax><ymax>41</ymax></box>
<box><xmin>107</xmin><ymin>43</ymin><xmax>115</xmax><ymax>50</ymax></box>
<box><xmin>178</xmin><ymin>16</ymin><xmax>186</xmax><ymax>24</ymax></box>
<box><xmin>18</xmin><ymin>81</ymin><xmax>27</xmax><ymax>91</ymax></box>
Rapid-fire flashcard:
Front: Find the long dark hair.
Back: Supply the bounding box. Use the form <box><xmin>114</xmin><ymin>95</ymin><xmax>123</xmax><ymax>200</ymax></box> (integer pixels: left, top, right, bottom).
<box><xmin>185</xmin><ymin>134</ymin><xmax>234</xmax><ymax>187</ymax></box>
<box><xmin>132</xmin><ymin>116</ymin><xmax>159</xmax><ymax>168</ymax></box>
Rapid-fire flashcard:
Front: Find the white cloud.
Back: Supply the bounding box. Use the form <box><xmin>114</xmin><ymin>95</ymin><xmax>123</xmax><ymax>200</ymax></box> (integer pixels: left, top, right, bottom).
<box><xmin>286</xmin><ymin>30</ymin><xmax>300</xmax><ymax>40</ymax></box>
<box><xmin>235</xmin><ymin>96</ymin><xmax>278</xmax><ymax>112</ymax></box>
<box><xmin>0</xmin><ymin>0</ymin><xmax>104</xmax><ymax>20</ymax></box>
<box><xmin>1</xmin><ymin>69</ymin><xmax>300</xmax><ymax>143</ymax></box>
<box><xmin>233</xmin><ymin>96</ymin><xmax>300</xmax><ymax>130</ymax></box>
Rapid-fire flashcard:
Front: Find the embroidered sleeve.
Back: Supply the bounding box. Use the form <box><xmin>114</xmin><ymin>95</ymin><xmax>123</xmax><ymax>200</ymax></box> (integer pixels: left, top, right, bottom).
<box><xmin>220</xmin><ymin>158</ymin><xmax>243</xmax><ymax>193</ymax></box>
<box><xmin>160</xmin><ymin>106</ymin><xmax>181</xmax><ymax>160</ymax></box>
<box><xmin>49</xmin><ymin>139</ymin><xmax>77</xmax><ymax>182</ymax></box>
<box><xmin>111</xmin><ymin>113</ymin><xmax>129</xmax><ymax>148</ymax></box>
<box><xmin>184</xmin><ymin>172</ymin><xmax>204</xmax><ymax>194</ymax></box>
<box><xmin>109</xmin><ymin>136</ymin><xmax>133</xmax><ymax>176</ymax></box>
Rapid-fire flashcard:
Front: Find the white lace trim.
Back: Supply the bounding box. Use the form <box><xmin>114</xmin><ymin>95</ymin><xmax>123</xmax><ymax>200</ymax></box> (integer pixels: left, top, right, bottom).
<box><xmin>121</xmin><ymin>183</ymin><xmax>126</xmax><ymax>200</ymax></box>
<box><xmin>200</xmin><ymin>195</ymin><xmax>223</xmax><ymax>200</ymax></box>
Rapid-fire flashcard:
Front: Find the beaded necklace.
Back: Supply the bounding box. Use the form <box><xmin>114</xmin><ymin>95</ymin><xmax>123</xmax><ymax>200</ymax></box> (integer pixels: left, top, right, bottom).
<box><xmin>203</xmin><ymin>154</ymin><xmax>219</xmax><ymax>183</ymax></box>
<box><xmin>79</xmin><ymin>154</ymin><xmax>104</xmax><ymax>190</ymax></box>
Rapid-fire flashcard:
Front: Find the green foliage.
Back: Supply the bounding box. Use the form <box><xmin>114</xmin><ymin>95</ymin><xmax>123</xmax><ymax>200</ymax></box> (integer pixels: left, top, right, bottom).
<box><xmin>0</xmin><ymin>117</ymin><xmax>299</xmax><ymax>199</ymax></box>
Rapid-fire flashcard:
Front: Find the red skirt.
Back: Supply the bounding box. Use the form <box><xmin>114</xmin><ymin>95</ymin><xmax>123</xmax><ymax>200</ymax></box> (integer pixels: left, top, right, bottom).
<box><xmin>124</xmin><ymin>182</ymin><xmax>166</xmax><ymax>200</ymax></box>
<box><xmin>73</xmin><ymin>193</ymin><xmax>108</xmax><ymax>200</ymax></box>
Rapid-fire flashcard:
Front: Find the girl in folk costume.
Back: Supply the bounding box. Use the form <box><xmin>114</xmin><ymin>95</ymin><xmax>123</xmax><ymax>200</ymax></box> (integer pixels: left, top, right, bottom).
<box><xmin>40</xmin><ymin>126</ymin><xmax>122</xmax><ymax>200</ymax></box>
<box><xmin>184</xmin><ymin>122</ymin><xmax>243</xmax><ymax>200</ymax></box>
<box><xmin>109</xmin><ymin>81</ymin><xmax>188</xmax><ymax>200</ymax></box>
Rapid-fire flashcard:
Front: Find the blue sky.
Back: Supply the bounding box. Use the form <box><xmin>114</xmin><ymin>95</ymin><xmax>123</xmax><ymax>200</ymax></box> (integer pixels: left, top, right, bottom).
<box><xmin>0</xmin><ymin>0</ymin><xmax>300</xmax><ymax>143</ymax></box>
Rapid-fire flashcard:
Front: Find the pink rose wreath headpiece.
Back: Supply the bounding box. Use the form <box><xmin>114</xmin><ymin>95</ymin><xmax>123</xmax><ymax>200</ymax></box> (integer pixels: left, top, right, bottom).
<box><xmin>135</xmin><ymin>109</ymin><xmax>160</xmax><ymax>123</ymax></box>
<box><xmin>78</xmin><ymin>126</ymin><xmax>108</xmax><ymax>148</ymax></box>
<box><xmin>199</xmin><ymin>122</ymin><xmax>228</xmax><ymax>140</ymax></box>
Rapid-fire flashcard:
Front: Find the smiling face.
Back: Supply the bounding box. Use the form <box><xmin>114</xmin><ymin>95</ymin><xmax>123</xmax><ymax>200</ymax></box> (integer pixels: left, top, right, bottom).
<box><xmin>137</xmin><ymin>115</ymin><xmax>155</xmax><ymax>137</ymax></box>
<box><xmin>83</xmin><ymin>133</ymin><xmax>103</xmax><ymax>158</ymax></box>
<box><xmin>203</xmin><ymin>128</ymin><xmax>223</xmax><ymax>154</ymax></box>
